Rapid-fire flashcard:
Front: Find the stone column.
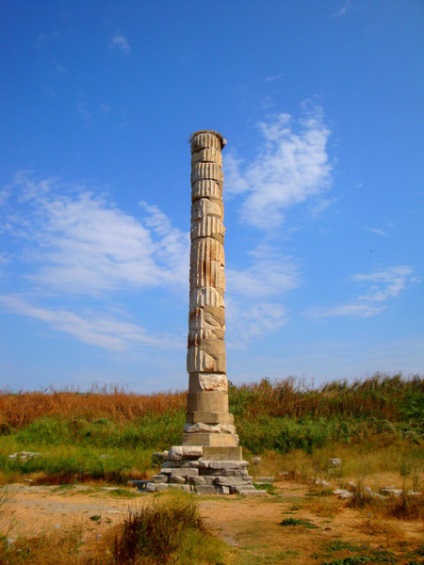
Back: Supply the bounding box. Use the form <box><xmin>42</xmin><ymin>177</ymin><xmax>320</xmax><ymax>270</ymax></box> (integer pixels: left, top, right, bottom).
<box><xmin>183</xmin><ymin>130</ymin><xmax>239</xmax><ymax>449</ymax></box>
<box><xmin>137</xmin><ymin>131</ymin><xmax>262</xmax><ymax>495</ymax></box>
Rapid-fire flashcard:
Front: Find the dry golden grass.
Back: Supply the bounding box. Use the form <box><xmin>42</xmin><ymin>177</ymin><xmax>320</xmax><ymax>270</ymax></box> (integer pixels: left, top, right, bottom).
<box><xmin>0</xmin><ymin>387</ymin><xmax>186</xmax><ymax>428</ymax></box>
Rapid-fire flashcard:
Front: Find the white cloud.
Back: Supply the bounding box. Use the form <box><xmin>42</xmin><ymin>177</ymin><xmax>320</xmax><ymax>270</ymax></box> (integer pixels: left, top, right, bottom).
<box><xmin>308</xmin><ymin>303</ymin><xmax>385</xmax><ymax>319</ymax></box>
<box><xmin>227</xmin><ymin>299</ymin><xmax>288</xmax><ymax>345</ymax></box>
<box><xmin>224</xmin><ymin>106</ymin><xmax>332</xmax><ymax>229</ymax></box>
<box><xmin>2</xmin><ymin>173</ymin><xmax>189</xmax><ymax>295</ymax></box>
<box><xmin>225</xmin><ymin>245</ymin><xmax>298</xmax><ymax>344</ymax></box>
<box><xmin>227</xmin><ymin>245</ymin><xmax>299</xmax><ymax>298</ymax></box>
<box><xmin>332</xmin><ymin>0</ymin><xmax>351</xmax><ymax>18</ymax></box>
<box><xmin>365</xmin><ymin>227</ymin><xmax>388</xmax><ymax>237</ymax></box>
<box><xmin>354</xmin><ymin>266</ymin><xmax>413</xmax><ymax>303</ymax></box>
<box><xmin>307</xmin><ymin>265</ymin><xmax>414</xmax><ymax>318</ymax></box>
<box><xmin>110</xmin><ymin>32</ymin><xmax>131</xmax><ymax>55</ymax></box>
<box><xmin>0</xmin><ymin>294</ymin><xmax>183</xmax><ymax>351</ymax></box>
<box><xmin>265</xmin><ymin>74</ymin><xmax>283</xmax><ymax>82</ymax></box>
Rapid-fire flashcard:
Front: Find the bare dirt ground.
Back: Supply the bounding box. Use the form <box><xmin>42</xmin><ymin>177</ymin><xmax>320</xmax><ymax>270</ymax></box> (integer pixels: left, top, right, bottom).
<box><xmin>1</xmin><ymin>481</ymin><xmax>423</xmax><ymax>564</ymax></box>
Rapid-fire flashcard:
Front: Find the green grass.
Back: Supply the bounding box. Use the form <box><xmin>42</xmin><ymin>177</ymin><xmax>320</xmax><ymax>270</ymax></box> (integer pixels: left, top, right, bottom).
<box><xmin>0</xmin><ymin>374</ymin><xmax>422</xmax><ymax>484</ymax></box>
<box><xmin>280</xmin><ymin>517</ymin><xmax>318</xmax><ymax>528</ymax></box>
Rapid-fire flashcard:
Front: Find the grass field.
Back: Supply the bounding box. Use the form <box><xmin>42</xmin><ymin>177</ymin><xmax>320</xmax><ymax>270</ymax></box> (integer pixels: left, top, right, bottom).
<box><xmin>0</xmin><ymin>373</ymin><xmax>423</xmax><ymax>563</ymax></box>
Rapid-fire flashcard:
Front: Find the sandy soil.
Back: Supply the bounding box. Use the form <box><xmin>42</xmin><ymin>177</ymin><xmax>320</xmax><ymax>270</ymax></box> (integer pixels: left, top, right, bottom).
<box><xmin>1</xmin><ymin>481</ymin><xmax>423</xmax><ymax>564</ymax></box>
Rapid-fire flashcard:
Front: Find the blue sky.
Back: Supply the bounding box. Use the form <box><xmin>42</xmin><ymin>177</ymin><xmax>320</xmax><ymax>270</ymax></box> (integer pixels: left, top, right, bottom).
<box><xmin>1</xmin><ymin>1</ymin><xmax>423</xmax><ymax>392</ymax></box>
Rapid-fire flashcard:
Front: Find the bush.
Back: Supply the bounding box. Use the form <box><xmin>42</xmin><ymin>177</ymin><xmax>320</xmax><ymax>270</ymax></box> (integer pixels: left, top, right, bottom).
<box><xmin>113</xmin><ymin>492</ymin><xmax>206</xmax><ymax>564</ymax></box>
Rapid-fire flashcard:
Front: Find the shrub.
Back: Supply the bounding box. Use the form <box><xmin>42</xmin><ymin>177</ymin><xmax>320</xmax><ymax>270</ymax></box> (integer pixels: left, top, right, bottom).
<box><xmin>112</xmin><ymin>492</ymin><xmax>206</xmax><ymax>564</ymax></box>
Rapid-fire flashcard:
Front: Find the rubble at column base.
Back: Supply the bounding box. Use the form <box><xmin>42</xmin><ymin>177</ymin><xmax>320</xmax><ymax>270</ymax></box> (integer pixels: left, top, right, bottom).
<box><xmin>130</xmin><ymin>445</ymin><xmax>267</xmax><ymax>495</ymax></box>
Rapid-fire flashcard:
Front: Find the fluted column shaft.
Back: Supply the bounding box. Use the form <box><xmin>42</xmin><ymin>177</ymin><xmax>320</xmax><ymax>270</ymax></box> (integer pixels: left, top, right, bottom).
<box><xmin>183</xmin><ymin>130</ymin><xmax>238</xmax><ymax>447</ymax></box>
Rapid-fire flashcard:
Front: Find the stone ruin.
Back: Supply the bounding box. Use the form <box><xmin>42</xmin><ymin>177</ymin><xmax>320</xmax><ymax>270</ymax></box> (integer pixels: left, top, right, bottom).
<box><xmin>142</xmin><ymin>131</ymin><xmax>264</xmax><ymax>495</ymax></box>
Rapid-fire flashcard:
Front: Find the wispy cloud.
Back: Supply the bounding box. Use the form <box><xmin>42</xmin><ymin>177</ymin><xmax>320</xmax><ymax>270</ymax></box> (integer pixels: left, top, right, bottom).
<box><xmin>227</xmin><ymin>245</ymin><xmax>299</xmax><ymax>298</ymax></box>
<box><xmin>307</xmin><ymin>266</ymin><xmax>414</xmax><ymax>318</ymax></box>
<box><xmin>109</xmin><ymin>32</ymin><xmax>131</xmax><ymax>55</ymax></box>
<box><xmin>227</xmin><ymin>299</ymin><xmax>288</xmax><ymax>345</ymax></box>
<box><xmin>0</xmin><ymin>172</ymin><xmax>190</xmax><ymax>351</ymax></box>
<box><xmin>2</xmin><ymin>172</ymin><xmax>189</xmax><ymax>295</ymax></box>
<box><xmin>0</xmin><ymin>294</ymin><xmax>183</xmax><ymax>351</ymax></box>
<box><xmin>365</xmin><ymin>227</ymin><xmax>389</xmax><ymax>237</ymax></box>
<box><xmin>332</xmin><ymin>0</ymin><xmax>351</xmax><ymax>18</ymax></box>
<box><xmin>226</xmin><ymin>245</ymin><xmax>298</xmax><ymax>344</ymax></box>
<box><xmin>354</xmin><ymin>266</ymin><xmax>414</xmax><ymax>303</ymax></box>
<box><xmin>224</xmin><ymin>105</ymin><xmax>332</xmax><ymax>229</ymax></box>
<box><xmin>265</xmin><ymin>73</ymin><xmax>283</xmax><ymax>82</ymax></box>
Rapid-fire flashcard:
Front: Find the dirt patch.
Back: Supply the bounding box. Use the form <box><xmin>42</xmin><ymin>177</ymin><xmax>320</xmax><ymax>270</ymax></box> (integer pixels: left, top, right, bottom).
<box><xmin>1</xmin><ymin>482</ymin><xmax>423</xmax><ymax>564</ymax></box>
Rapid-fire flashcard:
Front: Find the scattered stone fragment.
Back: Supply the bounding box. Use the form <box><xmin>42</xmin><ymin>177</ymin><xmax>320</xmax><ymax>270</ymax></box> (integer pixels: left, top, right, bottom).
<box><xmin>328</xmin><ymin>458</ymin><xmax>342</xmax><ymax>468</ymax></box>
<box><xmin>333</xmin><ymin>488</ymin><xmax>354</xmax><ymax>499</ymax></box>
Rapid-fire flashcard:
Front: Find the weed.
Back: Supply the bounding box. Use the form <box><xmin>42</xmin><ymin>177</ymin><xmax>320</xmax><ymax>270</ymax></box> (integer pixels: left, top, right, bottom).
<box><xmin>0</xmin><ymin>525</ymin><xmax>85</xmax><ymax>564</ymax></box>
<box><xmin>112</xmin><ymin>491</ymin><xmax>208</xmax><ymax>564</ymax></box>
<box><xmin>386</xmin><ymin>492</ymin><xmax>424</xmax><ymax>519</ymax></box>
<box><xmin>358</xmin><ymin>517</ymin><xmax>397</xmax><ymax>537</ymax></box>
<box><xmin>280</xmin><ymin>517</ymin><xmax>317</xmax><ymax>528</ymax></box>
<box><xmin>327</xmin><ymin>541</ymin><xmax>365</xmax><ymax>552</ymax></box>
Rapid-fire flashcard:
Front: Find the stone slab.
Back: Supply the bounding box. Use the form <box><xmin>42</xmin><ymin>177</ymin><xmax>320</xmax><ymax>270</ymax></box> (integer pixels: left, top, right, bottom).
<box><xmin>152</xmin><ymin>474</ymin><xmax>169</xmax><ymax>483</ymax></box>
<box><xmin>182</xmin><ymin>433</ymin><xmax>239</xmax><ymax>447</ymax></box>
<box><xmin>169</xmin><ymin>475</ymin><xmax>186</xmax><ymax>484</ymax></box>
<box><xmin>167</xmin><ymin>468</ymin><xmax>199</xmax><ymax>478</ymax></box>
<box><xmin>167</xmin><ymin>484</ymin><xmax>192</xmax><ymax>492</ymax></box>
<box><xmin>213</xmin><ymin>476</ymin><xmax>252</xmax><ymax>486</ymax></box>
<box><xmin>186</xmin><ymin>411</ymin><xmax>234</xmax><ymax>425</ymax></box>
<box><xmin>235</xmin><ymin>486</ymin><xmax>267</xmax><ymax>496</ymax></box>
<box><xmin>195</xmin><ymin>485</ymin><xmax>217</xmax><ymax>495</ymax></box>
<box><xmin>199</xmin><ymin>460</ymin><xmax>248</xmax><ymax>470</ymax></box>
<box><xmin>168</xmin><ymin>445</ymin><xmax>203</xmax><ymax>460</ymax></box>
<box><xmin>202</xmin><ymin>446</ymin><xmax>243</xmax><ymax>461</ymax></box>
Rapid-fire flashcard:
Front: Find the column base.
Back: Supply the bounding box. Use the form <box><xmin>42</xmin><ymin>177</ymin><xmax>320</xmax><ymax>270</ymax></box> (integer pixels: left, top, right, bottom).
<box><xmin>182</xmin><ymin>432</ymin><xmax>239</xmax><ymax>447</ymax></box>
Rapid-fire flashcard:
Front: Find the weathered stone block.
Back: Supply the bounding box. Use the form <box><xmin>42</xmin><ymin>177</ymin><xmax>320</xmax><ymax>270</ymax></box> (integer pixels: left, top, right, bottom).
<box><xmin>187</xmin><ymin>390</ymin><xmax>229</xmax><ymax>412</ymax></box>
<box><xmin>191</xmin><ymin>148</ymin><xmax>223</xmax><ymax>166</ymax></box>
<box><xmin>199</xmin><ymin>460</ymin><xmax>249</xmax><ymax>470</ymax></box>
<box><xmin>190</xmin><ymin>131</ymin><xmax>226</xmax><ymax>152</ymax></box>
<box><xmin>191</xmin><ymin>239</ymin><xmax>224</xmax><ymax>268</ymax></box>
<box><xmin>189</xmin><ymin>373</ymin><xmax>228</xmax><ymax>393</ymax></box>
<box><xmin>169</xmin><ymin>468</ymin><xmax>199</xmax><ymax>478</ymax></box>
<box><xmin>202</xmin><ymin>446</ymin><xmax>243</xmax><ymax>461</ymax></box>
<box><xmin>185</xmin><ymin>410</ymin><xmax>234</xmax><ymax>425</ymax></box>
<box><xmin>181</xmin><ymin>460</ymin><xmax>200</xmax><ymax>468</ymax></box>
<box><xmin>191</xmin><ymin>198</ymin><xmax>223</xmax><ymax>221</ymax></box>
<box><xmin>160</xmin><ymin>460</ymin><xmax>177</xmax><ymax>468</ymax></box>
<box><xmin>188</xmin><ymin>307</ymin><xmax>225</xmax><ymax>344</ymax></box>
<box><xmin>147</xmin><ymin>483</ymin><xmax>168</xmax><ymax>492</ymax></box>
<box><xmin>169</xmin><ymin>475</ymin><xmax>186</xmax><ymax>484</ymax></box>
<box><xmin>191</xmin><ymin>216</ymin><xmax>225</xmax><ymax>242</ymax></box>
<box><xmin>168</xmin><ymin>446</ymin><xmax>203</xmax><ymax>460</ymax></box>
<box><xmin>189</xmin><ymin>287</ymin><xmax>224</xmax><ymax>309</ymax></box>
<box><xmin>182</xmin><ymin>432</ymin><xmax>239</xmax><ymax>447</ymax></box>
<box><xmin>189</xmin><ymin>476</ymin><xmax>206</xmax><ymax>486</ymax></box>
<box><xmin>195</xmin><ymin>485</ymin><xmax>217</xmax><ymax>495</ymax></box>
<box><xmin>184</xmin><ymin>422</ymin><xmax>237</xmax><ymax>435</ymax></box>
<box><xmin>213</xmin><ymin>476</ymin><xmax>252</xmax><ymax>486</ymax></box>
<box><xmin>189</xmin><ymin>260</ymin><xmax>225</xmax><ymax>291</ymax></box>
<box><xmin>168</xmin><ymin>484</ymin><xmax>192</xmax><ymax>492</ymax></box>
<box><xmin>152</xmin><ymin>474</ymin><xmax>169</xmax><ymax>483</ymax></box>
<box><xmin>187</xmin><ymin>343</ymin><xmax>226</xmax><ymax>373</ymax></box>
<box><xmin>192</xmin><ymin>180</ymin><xmax>222</xmax><ymax>201</ymax></box>
<box><xmin>191</xmin><ymin>162</ymin><xmax>223</xmax><ymax>185</ymax></box>
<box><xmin>234</xmin><ymin>486</ymin><xmax>266</xmax><ymax>495</ymax></box>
